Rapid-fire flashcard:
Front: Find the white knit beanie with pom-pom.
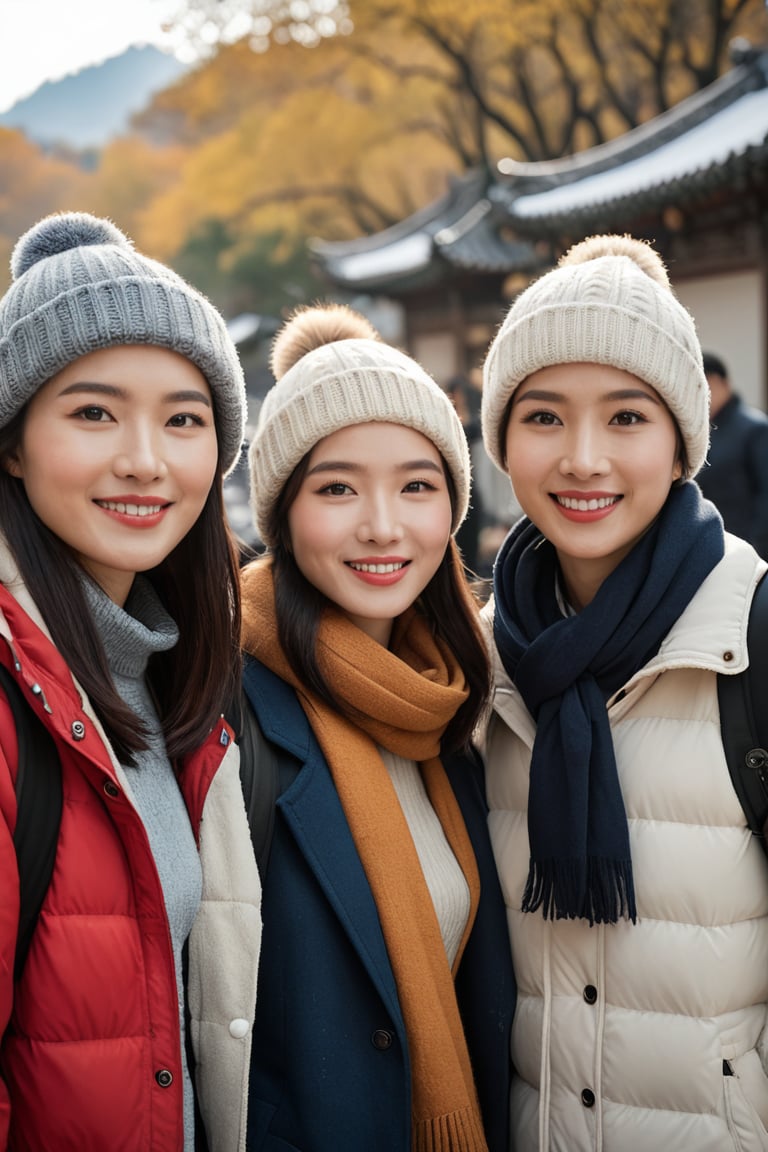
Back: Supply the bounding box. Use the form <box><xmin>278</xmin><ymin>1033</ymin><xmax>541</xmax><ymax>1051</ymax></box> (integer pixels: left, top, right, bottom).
<box><xmin>0</xmin><ymin>211</ymin><xmax>247</xmax><ymax>473</ymax></box>
<box><xmin>249</xmin><ymin>302</ymin><xmax>471</xmax><ymax>545</ymax></box>
<box><xmin>481</xmin><ymin>234</ymin><xmax>709</xmax><ymax>479</ymax></box>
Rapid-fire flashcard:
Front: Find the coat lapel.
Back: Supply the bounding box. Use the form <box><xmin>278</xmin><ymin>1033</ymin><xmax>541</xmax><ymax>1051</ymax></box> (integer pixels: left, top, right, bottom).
<box><xmin>243</xmin><ymin>658</ymin><xmax>403</xmax><ymax>1024</ymax></box>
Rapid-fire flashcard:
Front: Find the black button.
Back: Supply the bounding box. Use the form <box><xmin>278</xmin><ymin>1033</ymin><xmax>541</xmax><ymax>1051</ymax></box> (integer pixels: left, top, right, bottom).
<box><xmin>581</xmin><ymin>1088</ymin><xmax>595</xmax><ymax>1108</ymax></box>
<box><xmin>155</xmin><ymin>1069</ymin><xmax>173</xmax><ymax>1088</ymax></box>
<box><xmin>371</xmin><ymin>1029</ymin><xmax>394</xmax><ymax>1050</ymax></box>
<box><xmin>103</xmin><ymin>781</ymin><xmax>120</xmax><ymax>798</ymax></box>
<box><xmin>583</xmin><ymin>984</ymin><xmax>597</xmax><ymax>1004</ymax></box>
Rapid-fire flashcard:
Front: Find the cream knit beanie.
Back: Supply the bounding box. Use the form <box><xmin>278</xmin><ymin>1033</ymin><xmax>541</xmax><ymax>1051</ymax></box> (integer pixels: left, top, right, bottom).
<box><xmin>0</xmin><ymin>212</ymin><xmax>247</xmax><ymax>473</ymax></box>
<box><xmin>481</xmin><ymin>234</ymin><xmax>709</xmax><ymax>478</ymax></box>
<box><xmin>250</xmin><ymin>304</ymin><xmax>471</xmax><ymax>545</ymax></box>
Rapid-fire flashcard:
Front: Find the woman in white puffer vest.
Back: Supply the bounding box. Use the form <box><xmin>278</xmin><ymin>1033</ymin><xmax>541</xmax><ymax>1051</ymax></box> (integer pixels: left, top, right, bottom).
<box><xmin>479</xmin><ymin>233</ymin><xmax>768</xmax><ymax>1152</ymax></box>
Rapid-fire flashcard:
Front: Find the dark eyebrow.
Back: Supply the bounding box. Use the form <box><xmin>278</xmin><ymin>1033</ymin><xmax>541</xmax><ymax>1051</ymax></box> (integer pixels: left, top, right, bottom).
<box><xmin>57</xmin><ymin>382</ymin><xmax>211</xmax><ymax>406</ymax></box>
<box><xmin>515</xmin><ymin>387</ymin><xmax>662</xmax><ymax>405</ymax></box>
<box><xmin>306</xmin><ymin>458</ymin><xmax>443</xmax><ymax>477</ymax></box>
<box><xmin>397</xmin><ymin>459</ymin><xmax>444</xmax><ymax>474</ymax></box>
<box><xmin>513</xmin><ymin>389</ymin><xmax>564</xmax><ymax>404</ymax></box>
<box><xmin>603</xmin><ymin>388</ymin><xmax>662</xmax><ymax>404</ymax></box>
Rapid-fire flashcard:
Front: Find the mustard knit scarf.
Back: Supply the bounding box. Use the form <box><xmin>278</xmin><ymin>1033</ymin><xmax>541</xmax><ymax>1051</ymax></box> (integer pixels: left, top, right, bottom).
<box><xmin>241</xmin><ymin>558</ymin><xmax>489</xmax><ymax>1152</ymax></box>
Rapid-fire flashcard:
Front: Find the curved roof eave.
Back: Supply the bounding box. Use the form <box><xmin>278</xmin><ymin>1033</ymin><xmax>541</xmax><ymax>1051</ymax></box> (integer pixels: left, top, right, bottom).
<box><xmin>497</xmin><ymin>50</ymin><xmax>767</xmax><ymax>188</ymax></box>
<box><xmin>505</xmin><ymin>84</ymin><xmax>768</xmax><ymax>229</ymax></box>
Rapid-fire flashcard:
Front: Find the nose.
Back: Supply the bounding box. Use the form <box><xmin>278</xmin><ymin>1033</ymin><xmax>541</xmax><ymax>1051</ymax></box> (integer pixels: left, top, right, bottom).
<box><xmin>112</xmin><ymin>424</ymin><xmax>167</xmax><ymax>483</ymax></box>
<box><xmin>357</xmin><ymin>493</ymin><xmax>403</xmax><ymax>544</ymax></box>
<box><xmin>559</xmin><ymin>421</ymin><xmax>609</xmax><ymax>479</ymax></box>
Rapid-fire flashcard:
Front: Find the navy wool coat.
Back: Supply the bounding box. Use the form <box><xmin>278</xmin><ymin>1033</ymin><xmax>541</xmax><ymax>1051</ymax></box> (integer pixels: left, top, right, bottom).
<box><xmin>241</xmin><ymin>656</ymin><xmax>515</xmax><ymax>1152</ymax></box>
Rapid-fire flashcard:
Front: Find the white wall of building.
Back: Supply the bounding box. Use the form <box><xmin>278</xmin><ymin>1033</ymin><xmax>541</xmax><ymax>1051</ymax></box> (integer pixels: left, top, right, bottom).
<box><xmin>411</xmin><ymin>330</ymin><xmax>458</xmax><ymax>382</ymax></box>
<box><xmin>675</xmin><ymin>270</ymin><xmax>766</xmax><ymax>411</ymax></box>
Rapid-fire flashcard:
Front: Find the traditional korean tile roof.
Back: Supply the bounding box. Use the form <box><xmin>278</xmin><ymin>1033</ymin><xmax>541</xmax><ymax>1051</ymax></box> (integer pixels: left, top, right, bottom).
<box><xmin>497</xmin><ymin>43</ymin><xmax>768</xmax><ymax>233</ymax></box>
<box><xmin>312</xmin><ymin>44</ymin><xmax>768</xmax><ymax>289</ymax></box>
<box><xmin>310</xmin><ymin>170</ymin><xmax>537</xmax><ymax>291</ymax></box>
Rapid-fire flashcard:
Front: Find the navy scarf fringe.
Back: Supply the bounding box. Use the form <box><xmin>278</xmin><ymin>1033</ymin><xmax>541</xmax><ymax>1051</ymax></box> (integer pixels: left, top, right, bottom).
<box><xmin>493</xmin><ymin>482</ymin><xmax>725</xmax><ymax>925</ymax></box>
<box><xmin>522</xmin><ymin>857</ymin><xmax>635</xmax><ymax>926</ymax></box>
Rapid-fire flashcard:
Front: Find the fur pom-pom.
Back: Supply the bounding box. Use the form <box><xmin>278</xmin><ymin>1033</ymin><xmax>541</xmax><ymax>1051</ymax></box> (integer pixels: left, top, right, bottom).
<box><xmin>11</xmin><ymin>212</ymin><xmax>131</xmax><ymax>280</ymax></box>
<box><xmin>270</xmin><ymin>302</ymin><xmax>380</xmax><ymax>380</ymax></box>
<box><xmin>558</xmin><ymin>233</ymin><xmax>671</xmax><ymax>290</ymax></box>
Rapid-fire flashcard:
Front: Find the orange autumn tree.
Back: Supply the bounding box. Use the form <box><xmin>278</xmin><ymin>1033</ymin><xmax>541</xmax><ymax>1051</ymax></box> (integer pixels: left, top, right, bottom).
<box><xmin>133</xmin><ymin>26</ymin><xmax>464</xmax><ymax>308</ymax></box>
<box><xmin>343</xmin><ymin>0</ymin><xmax>766</xmax><ymax>164</ymax></box>
<box><xmin>0</xmin><ymin>129</ymin><xmax>90</xmax><ymax>291</ymax></box>
<box><xmin>160</xmin><ymin>0</ymin><xmax>766</xmax><ymax>162</ymax></box>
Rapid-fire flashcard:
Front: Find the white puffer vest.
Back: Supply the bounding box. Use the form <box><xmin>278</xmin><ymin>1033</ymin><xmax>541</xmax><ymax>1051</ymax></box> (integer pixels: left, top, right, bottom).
<box><xmin>482</xmin><ymin>534</ymin><xmax>768</xmax><ymax>1152</ymax></box>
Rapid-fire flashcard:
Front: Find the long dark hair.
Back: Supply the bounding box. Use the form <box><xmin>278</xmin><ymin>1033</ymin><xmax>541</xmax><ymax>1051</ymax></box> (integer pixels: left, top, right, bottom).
<box><xmin>263</xmin><ymin>453</ymin><xmax>490</xmax><ymax>754</ymax></box>
<box><xmin>0</xmin><ymin>408</ymin><xmax>241</xmax><ymax>763</ymax></box>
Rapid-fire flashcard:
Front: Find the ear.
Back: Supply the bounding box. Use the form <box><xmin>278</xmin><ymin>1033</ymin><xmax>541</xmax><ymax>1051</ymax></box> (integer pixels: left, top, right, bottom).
<box><xmin>672</xmin><ymin>457</ymin><xmax>683</xmax><ymax>483</ymax></box>
<box><xmin>2</xmin><ymin>453</ymin><xmax>23</xmax><ymax>479</ymax></box>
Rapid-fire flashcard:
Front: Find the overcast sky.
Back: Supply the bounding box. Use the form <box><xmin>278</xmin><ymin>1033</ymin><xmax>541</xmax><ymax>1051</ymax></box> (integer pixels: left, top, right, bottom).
<box><xmin>0</xmin><ymin>0</ymin><xmax>184</xmax><ymax>113</ymax></box>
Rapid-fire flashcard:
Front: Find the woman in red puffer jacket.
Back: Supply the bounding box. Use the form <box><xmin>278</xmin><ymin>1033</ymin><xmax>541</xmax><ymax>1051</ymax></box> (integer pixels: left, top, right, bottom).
<box><xmin>0</xmin><ymin>211</ymin><xmax>261</xmax><ymax>1152</ymax></box>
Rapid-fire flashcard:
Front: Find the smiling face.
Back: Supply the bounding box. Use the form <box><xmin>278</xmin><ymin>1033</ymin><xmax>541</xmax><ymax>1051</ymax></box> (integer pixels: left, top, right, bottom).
<box><xmin>504</xmin><ymin>362</ymin><xmax>683</xmax><ymax>609</ymax></box>
<box><xmin>5</xmin><ymin>345</ymin><xmax>219</xmax><ymax>605</ymax></box>
<box><xmin>287</xmin><ymin>421</ymin><xmax>453</xmax><ymax>647</ymax></box>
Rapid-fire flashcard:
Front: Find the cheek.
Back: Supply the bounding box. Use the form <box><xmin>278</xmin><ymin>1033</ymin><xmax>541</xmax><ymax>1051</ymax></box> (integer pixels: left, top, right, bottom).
<box><xmin>15</xmin><ymin>417</ymin><xmax>67</xmax><ymax>481</ymax></box>
<box><xmin>287</xmin><ymin>497</ymin><xmax>328</xmax><ymax>560</ymax></box>
<box><xmin>503</xmin><ymin>429</ymin><xmax>536</xmax><ymax>487</ymax></box>
<box><xmin>287</xmin><ymin>514</ymin><xmax>331</xmax><ymax>591</ymax></box>
<box><xmin>645</xmin><ymin>429</ymin><xmax>682</xmax><ymax>485</ymax></box>
<box><xmin>19</xmin><ymin>446</ymin><xmax>81</xmax><ymax>506</ymax></box>
<box><xmin>181</xmin><ymin>437</ymin><xmax>219</xmax><ymax>497</ymax></box>
<box><xmin>418</xmin><ymin>498</ymin><xmax>453</xmax><ymax>556</ymax></box>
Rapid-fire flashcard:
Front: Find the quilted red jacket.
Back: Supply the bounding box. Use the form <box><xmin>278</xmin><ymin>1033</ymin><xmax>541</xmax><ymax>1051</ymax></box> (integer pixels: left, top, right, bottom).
<box><xmin>0</xmin><ymin>573</ymin><xmax>261</xmax><ymax>1152</ymax></box>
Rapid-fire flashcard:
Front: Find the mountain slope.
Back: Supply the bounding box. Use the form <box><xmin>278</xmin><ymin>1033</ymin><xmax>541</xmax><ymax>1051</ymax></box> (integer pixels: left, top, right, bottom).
<box><xmin>0</xmin><ymin>45</ymin><xmax>189</xmax><ymax>149</ymax></box>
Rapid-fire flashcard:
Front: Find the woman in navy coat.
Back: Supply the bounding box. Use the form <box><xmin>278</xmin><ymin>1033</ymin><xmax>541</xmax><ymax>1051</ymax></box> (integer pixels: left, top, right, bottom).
<box><xmin>239</xmin><ymin>303</ymin><xmax>515</xmax><ymax>1152</ymax></box>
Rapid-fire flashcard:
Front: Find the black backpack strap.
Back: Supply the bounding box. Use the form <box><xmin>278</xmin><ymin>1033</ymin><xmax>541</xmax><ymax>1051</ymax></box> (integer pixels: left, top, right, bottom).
<box><xmin>0</xmin><ymin>662</ymin><xmax>63</xmax><ymax>981</ymax></box>
<box><xmin>227</xmin><ymin>688</ymin><xmax>278</xmax><ymax>883</ymax></box>
<box><xmin>718</xmin><ymin>572</ymin><xmax>768</xmax><ymax>849</ymax></box>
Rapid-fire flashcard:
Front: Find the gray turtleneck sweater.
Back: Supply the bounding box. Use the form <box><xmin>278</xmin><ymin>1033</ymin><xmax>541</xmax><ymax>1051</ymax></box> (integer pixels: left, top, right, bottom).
<box><xmin>83</xmin><ymin>576</ymin><xmax>202</xmax><ymax>1152</ymax></box>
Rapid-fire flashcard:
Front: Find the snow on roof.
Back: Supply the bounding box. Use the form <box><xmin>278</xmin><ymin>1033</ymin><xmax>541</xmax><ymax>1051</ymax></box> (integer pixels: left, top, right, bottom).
<box><xmin>512</xmin><ymin>86</ymin><xmax>768</xmax><ymax>219</ymax></box>
<box><xmin>329</xmin><ymin>230</ymin><xmax>433</xmax><ymax>282</ymax></box>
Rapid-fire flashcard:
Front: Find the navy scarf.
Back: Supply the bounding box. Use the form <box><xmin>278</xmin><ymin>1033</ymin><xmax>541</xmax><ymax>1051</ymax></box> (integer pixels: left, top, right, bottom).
<box><xmin>492</xmin><ymin>481</ymin><xmax>724</xmax><ymax>924</ymax></box>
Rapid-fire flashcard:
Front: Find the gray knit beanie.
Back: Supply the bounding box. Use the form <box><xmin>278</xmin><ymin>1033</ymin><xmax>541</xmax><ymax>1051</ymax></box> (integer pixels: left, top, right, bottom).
<box><xmin>250</xmin><ymin>304</ymin><xmax>470</xmax><ymax>545</ymax></box>
<box><xmin>0</xmin><ymin>212</ymin><xmax>247</xmax><ymax>473</ymax></box>
<box><xmin>481</xmin><ymin>234</ymin><xmax>709</xmax><ymax>479</ymax></box>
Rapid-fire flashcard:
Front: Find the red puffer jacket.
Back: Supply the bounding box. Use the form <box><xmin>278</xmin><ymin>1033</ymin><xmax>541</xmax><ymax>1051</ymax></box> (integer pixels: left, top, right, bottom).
<box><xmin>0</xmin><ymin>575</ymin><xmax>261</xmax><ymax>1152</ymax></box>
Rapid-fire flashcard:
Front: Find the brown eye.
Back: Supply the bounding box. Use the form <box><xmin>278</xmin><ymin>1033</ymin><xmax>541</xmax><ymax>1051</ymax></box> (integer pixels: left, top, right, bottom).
<box><xmin>610</xmin><ymin>411</ymin><xmax>645</xmax><ymax>426</ymax></box>
<box><xmin>167</xmin><ymin>413</ymin><xmax>204</xmax><ymax>428</ymax></box>
<box><xmin>77</xmin><ymin>406</ymin><xmax>109</xmax><ymax>422</ymax></box>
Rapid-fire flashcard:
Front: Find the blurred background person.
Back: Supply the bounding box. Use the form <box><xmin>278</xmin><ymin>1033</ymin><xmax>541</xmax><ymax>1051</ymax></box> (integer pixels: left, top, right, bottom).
<box><xmin>697</xmin><ymin>350</ymin><xmax>768</xmax><ymax>558</ymax></box>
